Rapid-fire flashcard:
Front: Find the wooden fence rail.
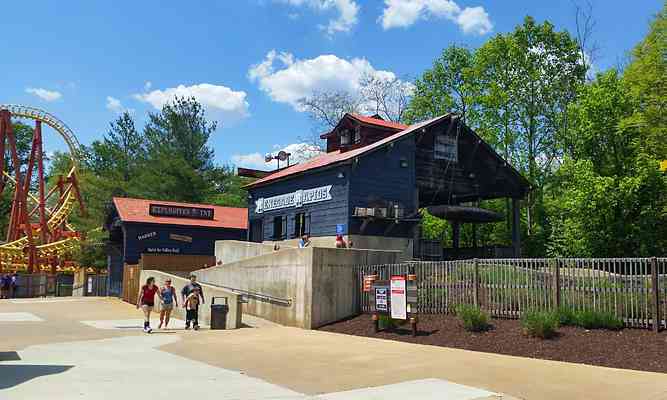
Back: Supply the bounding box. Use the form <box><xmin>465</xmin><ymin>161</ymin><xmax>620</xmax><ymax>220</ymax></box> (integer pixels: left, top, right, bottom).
<box><xmin>355</xmin><ymin>257</ymin><xmax>667</xmax><ymax>331</ymax></box>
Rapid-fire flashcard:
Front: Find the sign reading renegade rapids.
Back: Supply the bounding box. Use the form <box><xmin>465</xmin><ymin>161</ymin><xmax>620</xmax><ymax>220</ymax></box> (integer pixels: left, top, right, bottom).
<box><xmin>149</xmin><ymin>204</ymin><xmax>215</xmax><ymax>220</ymax></box>
<box><xmin>255</xmin><ymin>185</ymin><xmax>332</xmax><ymax>214</ymax></box>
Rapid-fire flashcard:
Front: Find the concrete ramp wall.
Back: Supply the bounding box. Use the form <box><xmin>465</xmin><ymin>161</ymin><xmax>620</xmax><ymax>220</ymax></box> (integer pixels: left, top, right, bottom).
<box><xmin>194</xmin><ymin>245</ymin><xmax>399</xmax><ymax>329</ymax></box>
<box><xmin>215</xmin><ymin>240</ymin><xmax>283</xmax><ymax>264</ymax></box>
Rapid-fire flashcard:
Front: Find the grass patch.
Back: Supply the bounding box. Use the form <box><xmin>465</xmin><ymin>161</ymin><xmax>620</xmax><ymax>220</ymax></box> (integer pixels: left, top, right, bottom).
<box><xmin>455</xmin><ymin>304</ymin><xmax>490</xmax><ymax>332</ymax></box>
<box><xmin>521</xmin><ymin>310</ymin><xmax>560</xmax><ymax>339</ymax></box>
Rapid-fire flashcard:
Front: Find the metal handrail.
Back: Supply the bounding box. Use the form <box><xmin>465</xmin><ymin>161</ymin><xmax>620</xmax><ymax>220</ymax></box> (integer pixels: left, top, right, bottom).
<box><xmin>198</xmin><ymin>280</ymin><xmax>292</xmax><ymax>307</ymax></box>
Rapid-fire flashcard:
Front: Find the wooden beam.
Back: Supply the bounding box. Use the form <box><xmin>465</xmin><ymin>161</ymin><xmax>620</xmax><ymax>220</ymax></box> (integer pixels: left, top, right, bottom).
<box><xmin>452</xmin><ymin>222</ymin><xmax>460</xmax><ymax>249</ymax></box>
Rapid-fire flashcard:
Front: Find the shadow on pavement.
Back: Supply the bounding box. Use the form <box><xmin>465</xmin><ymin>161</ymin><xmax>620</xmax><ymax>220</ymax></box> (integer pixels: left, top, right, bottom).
<box><xmin>0</xmin><ymin>365</ymin><xmax>73</xmax><ymax>389</ymax></box>
<box><xmin>0</xmin><ymin>352</ymin><xmax>21</xmax><ymax>361</ymax></box>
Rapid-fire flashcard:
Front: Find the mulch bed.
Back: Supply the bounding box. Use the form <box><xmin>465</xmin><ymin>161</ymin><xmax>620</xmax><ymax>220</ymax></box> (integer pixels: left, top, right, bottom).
<box><xmin>318</xmin><ymin>314</ymin><xmax>667</xmax><ymax>373</ymax></box>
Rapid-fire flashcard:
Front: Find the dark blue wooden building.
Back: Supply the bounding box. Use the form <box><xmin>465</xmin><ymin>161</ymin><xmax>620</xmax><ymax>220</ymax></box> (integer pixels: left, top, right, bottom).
<box><xmin>104</xmin><ymin>197</ymin><xmax>247</xmax><ymax>296</ymax></box>
<box><xmin>243</xmin><ymin>113</ymin><xmax>530</xmax><ymax>259</ymax></box>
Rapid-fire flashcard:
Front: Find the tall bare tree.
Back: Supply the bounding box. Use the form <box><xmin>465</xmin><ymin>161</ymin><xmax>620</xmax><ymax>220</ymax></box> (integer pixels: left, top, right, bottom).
<box><xmin>297</xmin><ymin>74</ymin><xmax>414</xmax><ymax>149</ymax></box>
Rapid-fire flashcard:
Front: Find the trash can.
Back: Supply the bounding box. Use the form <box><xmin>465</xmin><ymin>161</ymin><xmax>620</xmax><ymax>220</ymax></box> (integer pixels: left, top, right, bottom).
<box><xmin>210</xmin><ymin>297</ymin><xmax>229</xmax><ymax>330</ymax></box>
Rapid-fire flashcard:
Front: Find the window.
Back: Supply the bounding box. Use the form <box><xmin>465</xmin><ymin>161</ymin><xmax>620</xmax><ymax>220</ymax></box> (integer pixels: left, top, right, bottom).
<box><xmin>272</xmin><ymin>216</ymin><xmax>286</xmax><ymax>240</ymax></box>
<box><xmin>293</xmin><ymin>212</ymin><xmax>311</xmax><ymax>238</ymax></box>
<box><xmin>340</xmin><ymin>129</ymin><xmax>351</xmax><ymax>145</ymax></box>
<box><xmin>434</xmin><ymin>132</ymin><xmax>458</xmax><ymax>162</ymax></box>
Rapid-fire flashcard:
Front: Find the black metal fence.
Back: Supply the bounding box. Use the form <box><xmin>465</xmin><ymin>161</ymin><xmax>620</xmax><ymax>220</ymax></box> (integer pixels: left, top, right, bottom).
<box><xmin>355</xmin><ymin>257</ymin><xmax>667</xmax><ymax>330</ymax></box>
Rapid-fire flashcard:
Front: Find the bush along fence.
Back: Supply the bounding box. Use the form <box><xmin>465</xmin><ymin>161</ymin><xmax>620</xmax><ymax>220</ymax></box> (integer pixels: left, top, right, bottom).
<box><xmin>355</xmin><ymin>257</ymin><xmax>667</xmax><ymax>332</ymax></box>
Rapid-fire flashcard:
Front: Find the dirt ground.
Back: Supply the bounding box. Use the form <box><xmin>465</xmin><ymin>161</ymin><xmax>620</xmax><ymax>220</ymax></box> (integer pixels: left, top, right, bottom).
<box><xmin>319</xmin><ymin>314</ymin><xmax>667</xmax><ymax>373</ymax></box>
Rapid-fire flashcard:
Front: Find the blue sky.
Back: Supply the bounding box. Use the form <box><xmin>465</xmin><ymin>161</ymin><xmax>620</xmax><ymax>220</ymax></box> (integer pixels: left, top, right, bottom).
<box><xmin>1</xmin><ymin>0</ymin><xmax>662</xmax><ymax>170</ymax></box>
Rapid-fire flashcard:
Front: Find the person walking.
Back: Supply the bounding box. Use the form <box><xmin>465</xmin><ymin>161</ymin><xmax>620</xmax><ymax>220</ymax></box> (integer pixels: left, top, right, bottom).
<box><xmin>158</xmin><ymin>278</ymin><xmax>177</xmax><ymax>329</ymax></box>
<box><xmin>1</xmin><ymin>274</ymin><xmax>11</xmax><ymax>299</ymax></box>
<box><xmin>184</xmin><ymin>287</ymin><xmax>201</xmax><ymax>330</ymax></box>
<box><xmin>10</xmin><ymin>272</ymin><xmax>18</xmax><ymax>298</ymax></box>
<box><xmin>181</xmin><ymin>274</ymin><xmax>205</xmax><ymax>330</ymax></box>
<box><xmin>136</xmin><ymin>277</ymin><xmax>161</xmax><ymax>333</ymax></box>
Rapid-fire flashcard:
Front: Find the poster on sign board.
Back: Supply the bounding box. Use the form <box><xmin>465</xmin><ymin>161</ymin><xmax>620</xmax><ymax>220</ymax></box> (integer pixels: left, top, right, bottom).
<box><xmin>375</xmin><ymin>287</ymin><xmax>388</xmax><ymax>312</ymax></box>
<box><xmin>390</xmin><ymin>275</ymin><xmax>407</xmax><ymax>320</ymax></box>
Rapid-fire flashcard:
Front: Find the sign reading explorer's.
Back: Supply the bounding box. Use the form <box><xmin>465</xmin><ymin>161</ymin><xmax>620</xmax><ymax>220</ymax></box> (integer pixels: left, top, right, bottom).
<box><xmin>149</xmin><ymin>204</ymin><xmax>215</xmax><ymax>220</ymax></box>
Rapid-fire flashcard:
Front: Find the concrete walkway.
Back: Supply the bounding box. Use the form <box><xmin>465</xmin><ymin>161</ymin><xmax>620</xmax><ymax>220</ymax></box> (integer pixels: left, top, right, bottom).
<box><xmin>2</xmin><ymin>297</ymin><xmax>666</xmax><ymax>400</ymax></box>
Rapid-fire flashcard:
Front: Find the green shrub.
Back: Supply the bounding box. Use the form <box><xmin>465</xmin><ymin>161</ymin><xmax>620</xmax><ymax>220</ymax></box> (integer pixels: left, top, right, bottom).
<box><xmin>575</xmin><ymin>310</ymin><xmax>624</xmax><ymax>330</ymax></box>
<box><xmin>455</xmin><ymin>304</ymin><xmax>490</xmax><ymax>332</ymax></box>
<box><xmin>378</xmin><ymin>314</ymin><xmax>396</xmax><ymax>330</ymax></box>
<box><xmin>521</xmin><ymin>310</ymin><xmax>560</xmax><ymax>339</ymax></box>
<box><xmin>556</xmin><ymin>307</ymin><xmax>577</xmax><ymax>326</ymax></box>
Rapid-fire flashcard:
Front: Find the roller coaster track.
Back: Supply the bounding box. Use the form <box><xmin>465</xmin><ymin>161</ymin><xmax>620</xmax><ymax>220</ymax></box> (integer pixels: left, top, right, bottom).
<box><xmin>0</xmin><ymin>104</ymin><xmax>82</xmax><ymax>160</ymax></box>
<box><xmin>0</xmin><ymin>105</ymin><xmax>84</xmax><ymax>266</ymax></box>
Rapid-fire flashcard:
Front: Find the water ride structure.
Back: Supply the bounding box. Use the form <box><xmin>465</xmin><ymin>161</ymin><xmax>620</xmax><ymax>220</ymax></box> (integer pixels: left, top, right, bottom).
<box><xmin>0</xmin><ymin>105</ymin><xmax>85</xmax><ymax>273</ymax></box>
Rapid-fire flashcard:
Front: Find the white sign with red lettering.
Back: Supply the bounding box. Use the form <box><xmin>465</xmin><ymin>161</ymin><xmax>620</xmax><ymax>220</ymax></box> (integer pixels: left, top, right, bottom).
<box><xmin>390</xmin><ymin>275</ymin><xmax>407</xmax><ymax>320</ymax></box>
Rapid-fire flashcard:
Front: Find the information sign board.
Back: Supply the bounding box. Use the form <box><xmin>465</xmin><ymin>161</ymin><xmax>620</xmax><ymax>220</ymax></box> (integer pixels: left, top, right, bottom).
<box><xmin>336</xmin><ymin>223</ymin><xmax>345</xmax><ymax>234</ymax></box>
<box><xmin>375</xmin><ymin>287</ymin><xmax>388</xmax><ymax>312</ymax></box>
<box><xmin>390</xmin><ymin>275</ymin><xmax>407</xmax><ymax>320</ymax></box>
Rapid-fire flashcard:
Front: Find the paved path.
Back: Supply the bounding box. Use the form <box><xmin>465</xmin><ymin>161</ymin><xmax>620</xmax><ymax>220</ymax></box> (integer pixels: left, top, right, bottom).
<box><xmin>2</xmin><ymin>297</ymin><xmax>666</xmax><ymax>400</ymax></box>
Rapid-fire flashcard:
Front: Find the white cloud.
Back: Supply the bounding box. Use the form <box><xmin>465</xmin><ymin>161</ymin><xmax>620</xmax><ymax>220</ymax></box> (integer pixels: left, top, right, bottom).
<box><xmin>277</xmin><ymin>0</ymin><xmax>359</xmax><ymax>35</ymax></box>
<box><xmin>231</xmin><ymin>152</ymin><xmax>268</xmax><ymax>170</ymax></box>
<box><xmin>106</xmin><ymin>96</ymin><xmax>134</xmax><ymax>114</ymax></box>
<box><xmin>133</xmin><ymin>83</ymin><xmax>250</xmax><ymax>123</ymax></box>
<box><xmin>248</xmin><ymin>50</ymin><xmax>396</xmax><ymax>110</ymax></box>
<box><xmin>25</xmin><ymin>87</ymin><xmax>62</xmax><ymax>102</ymax></box>
<box><xmin>456</xmin><ymin>6</ymin><xmax>492</xmax><ymax>35</ymax></box>
<box><xmin>274</xmin><ymin>142</ymin><xmax>323</xmax><ymax>163</ymax></box>
<box><xmin>232</xmin><ymin>142</ymin><xmax>323</xmax><ymax>170</ymax></box>
<box><xmin>379</xmin><ymin>0</ymin><xmax>492</xmax><ymax>35</ymax></box>
<box><xmin>144</xmin><ymin>81</ymin><xmax>152</xmax><ymax>91</ymax></box>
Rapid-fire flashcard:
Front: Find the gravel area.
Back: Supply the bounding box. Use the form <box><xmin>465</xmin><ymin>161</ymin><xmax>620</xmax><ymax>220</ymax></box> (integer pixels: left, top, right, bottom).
<box><xmin>319</xmin><ymin>314</ymin><xmax>667</xmax><ymax>374</ymax></box>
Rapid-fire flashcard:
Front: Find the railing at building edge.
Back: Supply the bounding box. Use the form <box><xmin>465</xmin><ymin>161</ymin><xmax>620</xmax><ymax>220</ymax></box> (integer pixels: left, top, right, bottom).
<box><xmin>355</xmin><ymin>257</ymin><xmax>667</xmax><ymax>332</ymax></box>
<box><xmin>197</xmin><ymin>279</ymin><xmax>293</xmax><ymax>307</ymax></box>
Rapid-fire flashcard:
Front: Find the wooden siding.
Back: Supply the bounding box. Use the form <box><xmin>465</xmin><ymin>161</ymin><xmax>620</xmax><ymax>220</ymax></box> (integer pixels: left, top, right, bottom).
<box><xmin>247</xmin><ymin>167</ymin><xmax>349</xmax><ymax>240</ymax></box>
<box><xmin>122</xmin><ymin>222</ymin><xmax>246</xmax><ymax>264</ymax></box>
<box><xmin>348</xmin><ymin>136</ymin><xmax>417</xmax><ymax>238</ymax></box>
<box><xmin>416</xmin><ymin>119</ymin><xmax>528</xmax><ymax>205</ymax></box>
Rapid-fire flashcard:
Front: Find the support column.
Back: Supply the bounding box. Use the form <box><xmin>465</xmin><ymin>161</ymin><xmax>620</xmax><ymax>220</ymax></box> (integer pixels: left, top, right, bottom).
<box><xmin>511</xmin><ymin>198</ymin><xmax>521</xmax><ymax>257</ymax></box>
<box><xmin>452</xmin><ymin>222</ymin><xmax>460</xmax><ymax>249</ymax></box>
<box><xmin>472</xmin><ymin>224</ymin><xmax>478</xmax><ymax>248</ymax></box>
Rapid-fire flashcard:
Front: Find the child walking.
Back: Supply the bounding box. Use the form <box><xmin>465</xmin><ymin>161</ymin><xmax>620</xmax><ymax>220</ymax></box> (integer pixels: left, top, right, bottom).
<box><xmin>158</xmin><ymin>279</ymin><xmax>178</xmax><ymax>329</ymax></box>
<box><xmin>184</xmin><ymin>287</ymin><xmax>201</xmax><ymax>330</ymax></box>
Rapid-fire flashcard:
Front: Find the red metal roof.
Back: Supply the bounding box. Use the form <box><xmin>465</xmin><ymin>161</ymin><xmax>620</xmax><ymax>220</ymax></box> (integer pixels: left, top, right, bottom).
<box><xmin>349</xmin><ymin>114</ymin><xmax>408</xmax><ymax>130</ymax></box>
<box><xmin>320</xmin><ymin>113</ymin><xmax>408</xmax><ymax>139</ymax></box>
<box><xmin>112</xmin><ymin>197</ymin><xmax>247</xmax><ymax>229</ymax></box>
<box><xmin>246</xmin><ymin>115</ymin><xmax>448</xmax><ymax>188</ymax></box>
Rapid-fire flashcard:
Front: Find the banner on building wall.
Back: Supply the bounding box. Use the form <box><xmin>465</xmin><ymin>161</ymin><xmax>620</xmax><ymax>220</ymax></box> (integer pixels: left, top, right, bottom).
<box><xmin>255</xmin><ymin>185</ymin><xmax>332</xmax><ymax>214</ymax></box>
<box><xmin>137</xmin><ymin>232</ymin><xmax>157</xmax><ymax>241</ymax></box>
<box><xmin>169</xmin><ymin>233</ymin><xmax>193</xmax><ymax>243</ymax></box>
<box><xmin>149</xmin><ymin>204</ymin><xmax>214</xmax><ymax>220</ymax></box>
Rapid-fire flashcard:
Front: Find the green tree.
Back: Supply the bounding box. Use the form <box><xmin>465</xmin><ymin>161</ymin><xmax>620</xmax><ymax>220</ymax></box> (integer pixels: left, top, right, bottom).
<box><xmin>621</xmin><ymin>4</ymin><xmax>666</xmax><ymax>159</ymax></box>
<box><xmin>405</xmin><ymin>46</ymin><xmax>479</xmax><ymax>125</ymax></box>
<box><xmin>547</xmin><ymin>7</ymin><xmax>667</xmax><ymax>257</ymax></box>
<box><xmin>205</xmin><ymin>165</ymin><xmax>251</xmax><ymax>208</ymax></box>
<box><xmin>139</xmin><ymin>97</ymin><xmax>218</xmax><ymax>203</ymax></box>
<box><xmin>144</xmin><ymin>97</ymin><xmax>216</xmax><ymax>173</ymax></box>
